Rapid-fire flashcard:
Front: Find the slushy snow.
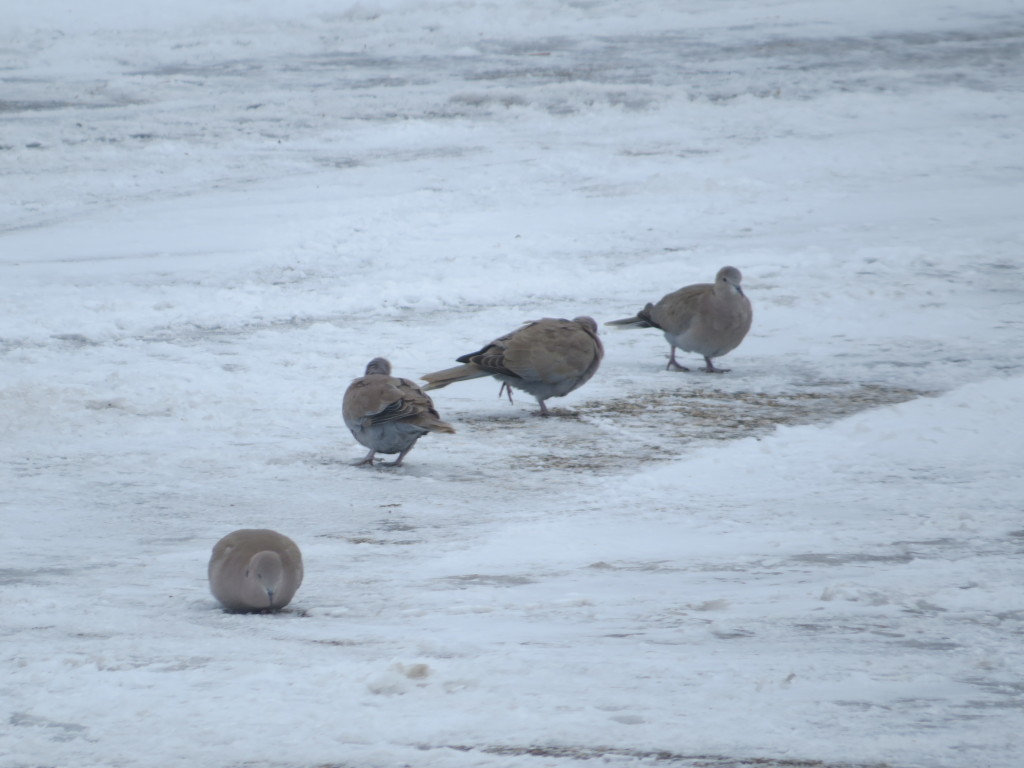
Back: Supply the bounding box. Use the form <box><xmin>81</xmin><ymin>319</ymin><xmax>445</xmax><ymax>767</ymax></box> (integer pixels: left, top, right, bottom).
<box><xmin>2</xmin><ymin>1</ymin><xmax>1023</xmax><ymax>767</ymax></box>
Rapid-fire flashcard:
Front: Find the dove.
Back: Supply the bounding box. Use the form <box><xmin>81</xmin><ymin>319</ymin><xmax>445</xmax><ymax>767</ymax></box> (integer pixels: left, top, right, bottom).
<box><xmin>421</xmin><ymin>316</ymin><xmax>603</xmax><ymax>416</ymax></box>
<box><xmin>343</xmin><ymin>357</ymin><xmax>455</xmax><ymax>467</ymax></box>
<box><xmin>606</xmin><ymin>266</ymin><xmax>752</xmax><ymax>372</ymax></box>
<box><xmin>208</xmin><ymin>529</ymin><xmax>303</xmax><ymax>613</ymax></box>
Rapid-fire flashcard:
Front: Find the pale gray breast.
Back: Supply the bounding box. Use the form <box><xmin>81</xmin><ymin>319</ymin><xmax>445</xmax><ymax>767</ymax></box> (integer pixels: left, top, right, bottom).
<box><xmin>359</xmin><ymin>420</ymin><xmax>428</xmax><ymax>453</ymax></box>
<box><xmin>668</xmin><ymin>278</ymin><xmax>751</xmax><ymax>357</ymax></box>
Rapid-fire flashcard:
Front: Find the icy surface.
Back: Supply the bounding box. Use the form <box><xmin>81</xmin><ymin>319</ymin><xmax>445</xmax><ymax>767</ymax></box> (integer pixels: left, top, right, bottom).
<box><xmin>2</xmin><ymin>1</ymin><xmax>1023</xmax><ymax>767</ymax></box>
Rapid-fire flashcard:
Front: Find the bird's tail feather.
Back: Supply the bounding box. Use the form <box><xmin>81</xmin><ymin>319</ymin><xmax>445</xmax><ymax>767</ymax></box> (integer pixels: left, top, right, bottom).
<box><xmin>427</xmin><ymin>418</ymin><xmax>456</xmax><ymax>434</ymax></box>
<box><xmin>605</xmin><ymin>315</ymin><xmax>652</xmax><ymax>329</ymax></box>
<box><xmin>421</xmin><ymin>364</ymin><xmax>489</xmax><ymax>391</ymax></box>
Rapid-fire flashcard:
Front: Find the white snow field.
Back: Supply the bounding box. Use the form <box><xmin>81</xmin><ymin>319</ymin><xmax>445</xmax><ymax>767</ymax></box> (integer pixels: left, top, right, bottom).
<box><xmin>2</xmin><ymin>1</ymin><xmax>1023</xmax><ymax>766</ymax></box>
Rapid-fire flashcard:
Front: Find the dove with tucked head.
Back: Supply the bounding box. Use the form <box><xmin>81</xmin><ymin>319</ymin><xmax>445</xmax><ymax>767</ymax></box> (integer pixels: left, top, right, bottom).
<box><xmin>208</xmin><ymin>529</ymin><xmax>303</xmax><ymax>613</ymax></box>
<box><xmin>343</xmin><ymin>357</ymin><xmax>455</xmax><ymax>467</ymax></box>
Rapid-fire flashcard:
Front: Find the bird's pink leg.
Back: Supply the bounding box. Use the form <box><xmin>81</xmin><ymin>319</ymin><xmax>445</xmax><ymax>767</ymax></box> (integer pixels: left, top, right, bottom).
<box><xmin>667</xmin><ymin>347</ymin><xmax>690</xmax><ymax>372</ymax></box>
<box><xmin>382</xmin><ymin>446</ymin><xmax>413</xmax><ymax>467</ymax></box>
<box><xmin>701</xmin><ymin>356</ymin><xmax>729</xmax><ymax>373</ymax></box>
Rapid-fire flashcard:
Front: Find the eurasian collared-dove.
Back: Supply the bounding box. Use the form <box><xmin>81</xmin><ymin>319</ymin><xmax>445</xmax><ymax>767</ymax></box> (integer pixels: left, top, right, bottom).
<box><xmin>343</xmin><ymin>357</ymin><xmax>455</xmax><ymax>467</ymax></box>
<box><xmin>421</xmin><ymin>316</ymin><xmax>603</xmax><ymax>416</ymax></box>
<box><xmin>208</xmin><ymin>529</ymin><xmax>303</xmax><ymax>613</ymax></box>
<box><xmin>606</xmin><ymin>266</ymin><xmax>752</xmax><ymax>372</ymax></box>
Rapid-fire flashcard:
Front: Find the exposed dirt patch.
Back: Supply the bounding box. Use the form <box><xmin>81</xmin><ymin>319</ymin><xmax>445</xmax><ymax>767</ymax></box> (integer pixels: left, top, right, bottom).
<box><xmin>583</xmin><ymin>383</ymin><xmax>926</xmax><ymax>439</ymax></box>
<box><xmin>499</xmin><ymin>383</ymin><xmax>928</xmax><ymax>474</ymax></box>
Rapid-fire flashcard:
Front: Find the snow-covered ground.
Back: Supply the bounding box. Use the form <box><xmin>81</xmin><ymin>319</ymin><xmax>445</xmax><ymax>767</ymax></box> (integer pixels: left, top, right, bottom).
<box><xmin>3</xmin><ymin>1</ymin><xmax>1023</xmax><ymax>766</ymax></box>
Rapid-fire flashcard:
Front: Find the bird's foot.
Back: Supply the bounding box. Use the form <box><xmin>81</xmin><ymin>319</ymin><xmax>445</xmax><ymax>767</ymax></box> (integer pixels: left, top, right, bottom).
<box><xmin>498</xmin><ymin>382</ymin><xmax>515</xmax><ymax>404</ymax></box>
<box><xmin>380</xmin><ymin>447</ymin><xmax>413</xmax><ymax>467</ymax></box>
<box><xmin>701</xmin><ymin>358</ymin><xmax>729</xmax><ymax>373</ymax></box>
<box><xmin>666</xmin><ymin>360</ymin><xmax>691</xmax><ymax>372</ymax></box>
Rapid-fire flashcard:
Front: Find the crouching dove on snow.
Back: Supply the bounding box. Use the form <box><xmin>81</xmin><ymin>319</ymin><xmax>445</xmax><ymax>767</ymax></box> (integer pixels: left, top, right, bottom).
<box><xmin>208</xmin><ymin>529</ymin><xmax>303</xmax><ymax>613</ymax></box>
<box><xmin>343</xmin><ymin>357</ymin><xmax>455</xmax><ymax>467</ymax></box>
<box><xmin>606</xmin><ymin>266</ymin><xmax>752</xmax><ymax>372</ymax></box>
<box><xmin>421</xmin><ymin>316</ymin><xmax>604</xmax><ymax>416</ymax></box>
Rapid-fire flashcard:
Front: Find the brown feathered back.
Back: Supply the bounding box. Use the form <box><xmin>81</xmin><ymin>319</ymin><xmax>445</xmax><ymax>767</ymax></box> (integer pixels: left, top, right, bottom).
<box><xmin>343</xmin><ymin>358</ymin><xmax>454</xmax><ymax>466</ymax></box>
<box><xmin>421</xmin><ymin>316</ymin><xmax>603</xmax><ymax>414</ymax></box>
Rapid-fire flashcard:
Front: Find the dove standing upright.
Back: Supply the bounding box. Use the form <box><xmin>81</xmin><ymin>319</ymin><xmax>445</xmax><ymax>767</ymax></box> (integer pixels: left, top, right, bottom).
<box><xmin>343</xmin><ymin>357</ymin><xmax>455</xmax><ymax>467</ymax></box>
<box><xmin>208</xmin><ymin>529</ymin><xmax>304</xmax><ymax>613</ymax></box>
<box><xmin>607</xmin><ymin>266</ymin><xmax>752</xmax><ymax>372</ymax></box>
<box><xmin>421</xmin><ymin>316</ymin><xmax>603</xmax><ymax>416</ymax></box>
